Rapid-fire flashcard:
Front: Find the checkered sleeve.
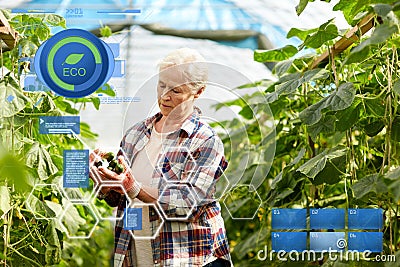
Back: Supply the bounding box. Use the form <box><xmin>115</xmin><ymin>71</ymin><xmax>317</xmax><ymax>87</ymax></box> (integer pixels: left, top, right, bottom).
<box><xmin>158</xmin><ymin>135</ymin><xmax>228</xmax><ymax>221</ymax></box>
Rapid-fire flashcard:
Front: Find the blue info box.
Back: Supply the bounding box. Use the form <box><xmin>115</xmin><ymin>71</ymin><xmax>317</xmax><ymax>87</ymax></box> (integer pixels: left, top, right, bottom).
<box><xmin>63</xmin><ymin>150</ymin><xmax>89</xmax><ymax>188</ymax></box>
<box><xmin>271</xmin><ymin>232</ymin><xmax>307</xmax><ymax>252</ymax></box>
<box><xmin>348</xmin><ymin>232</ymin><xmax>383</xmax><ymax>252</ymax></box>
<box><xmin>348</xmin><ymin>209</ymin><xmax>383</xmax><ymax>230</ymax></box>
<box><xmin>271</xmin><ymin>208</ymin><xmax>307</xmax><ymax>229</ymax></box>
<box><xmin>310</xmin><ymin>209</ymin><xmax>345</xmax><ymax>229</ymax></box>
<box><xmin>39</xmin><ymin>116</ymin><xmax>80</xmax><ymax>134</ymax></box>
<box><xmin>310</xmin><ymin>232</ymin><xmax>346</xmax><ymax>252</ymax></box>
<box><xmin>123</xmin><ymin>208</ymin><xmax>143</xmax><ymax>230</ymax></box>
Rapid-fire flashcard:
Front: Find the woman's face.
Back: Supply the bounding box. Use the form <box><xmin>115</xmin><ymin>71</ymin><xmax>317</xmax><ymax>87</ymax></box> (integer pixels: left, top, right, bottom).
<box><xmin>157</xmin><ymin>68</ymin><xmax>202</xmax><ymax>117</ymax></box>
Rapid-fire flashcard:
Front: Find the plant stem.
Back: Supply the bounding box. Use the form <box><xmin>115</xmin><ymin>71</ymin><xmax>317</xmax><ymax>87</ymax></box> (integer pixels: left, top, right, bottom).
<box><xmin>8</xmin><ymin>246</ymin><xmax>42</xmax><ymax>267</ymax></box>
<box><xmin>3</xmin><ymin>213</ymin><xmax>7</xmax><ymax>267</ymax></box>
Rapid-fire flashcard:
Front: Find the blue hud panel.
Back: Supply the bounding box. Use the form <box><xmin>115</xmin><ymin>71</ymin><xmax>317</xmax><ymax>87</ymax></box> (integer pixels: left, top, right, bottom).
<box><xmin>310</xmin><ymin>232</ymin><xmax>346</xmax><ymax>252</ymax></box>
<box><xmin>348</xmin><ymin>232</ymin><xmax>383</xmax><ymax>252</ymax></box>
<box><xmin>271</xmin><ymin>208</ymin><xmax>307</xmax><ymax>229</ymax></box>
<box><xmin>310</xmin><ymin>209</ymin><xmax>345</xmax><ymax>229</ymax></box>
<box><xmin>39</xmin><ymin>116</ymin><xmax>80</xmax><ymax>134</ymax></box>
<box><xmin>271</xmin><ymin>232</ymin><xmax>307</xmax><ymax>252</ymax></box>
<box><xmin>123</xmin><ymin>208</ymin><xmax>143</xmax><ymax>231</ymax></box>
<box><xmin>63</xmin><ymin>150</ymin><xmax>89</xmax><ymax>188</ymax></box>
<box><xmin>348</xmin><ymin>209</ymin><xmax>383</xmax><ymax>230</ymax></box>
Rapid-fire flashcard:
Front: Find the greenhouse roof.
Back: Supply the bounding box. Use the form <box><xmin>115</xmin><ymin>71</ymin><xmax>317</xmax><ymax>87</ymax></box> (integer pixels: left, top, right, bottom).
<box><xmin>2</xmin><ymin>0</ymin><xmax>349</xmax><ymax>49</ymax></box>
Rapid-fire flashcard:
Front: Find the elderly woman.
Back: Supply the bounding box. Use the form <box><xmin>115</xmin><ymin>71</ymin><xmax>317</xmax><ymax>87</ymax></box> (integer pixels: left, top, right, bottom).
<box><xmin>90</xmin><ymin>48</ymin><xmax>232</xmax><ymax>267</ymax></box>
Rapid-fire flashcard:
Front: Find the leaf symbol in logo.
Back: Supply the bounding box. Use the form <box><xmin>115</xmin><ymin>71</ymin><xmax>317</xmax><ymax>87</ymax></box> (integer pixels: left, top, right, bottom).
<box><xmin>62</xmin><ymin>53</ymin><xmax>84</xmax><ymax>65</ymax></box>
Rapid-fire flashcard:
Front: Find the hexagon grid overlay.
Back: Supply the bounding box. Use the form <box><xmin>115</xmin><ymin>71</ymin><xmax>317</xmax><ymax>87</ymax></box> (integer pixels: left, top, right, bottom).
<box><xmin>91</xmin><ymin>183</ymin><xmax>132</xmax><ymax>220</ymax></box>
<box><xmin>26</xmin><ymin>183</ymin><xmax>64</xmax><ymax>220</ymax></box>
<box><xmin>223</xmin><ymin>184</ymin><xmax>262</xmax><ymax>220</ymax></box>
<box><xmin>59</xmin><ymin>174</ymin><xmax>98</xmax><ymax>203</ymax></box>
<box><xmin>157</xmin><ymin>183</ymin><xmax>198</xmax><ymax>221</ymax></box>
<box><xmin>59</xmin><ymin>202</ymin><xmax>99</xmax><ymax>239</ymax></box>
<box><xmin>127</xmin><ymin>203</ymin><xmax>165</xmax><ymax>240</ymax></box>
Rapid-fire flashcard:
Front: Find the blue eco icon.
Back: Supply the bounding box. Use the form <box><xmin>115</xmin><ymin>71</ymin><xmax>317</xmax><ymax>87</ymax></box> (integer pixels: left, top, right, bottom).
<box><xmin>34</xmin><ymin>29</ymin><xmax>115</xmax><ymax>98</ymax></box>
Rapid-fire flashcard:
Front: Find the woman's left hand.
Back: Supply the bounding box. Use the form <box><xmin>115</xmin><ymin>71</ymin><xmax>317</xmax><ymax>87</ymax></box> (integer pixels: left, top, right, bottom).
<box><xmin>97</xmin><ymin>156</ymin><xmax>136</xmax><ymax>194</ymax></box>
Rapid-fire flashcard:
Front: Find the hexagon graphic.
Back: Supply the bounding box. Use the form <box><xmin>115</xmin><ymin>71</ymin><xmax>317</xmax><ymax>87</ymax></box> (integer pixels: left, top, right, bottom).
<box><xmin>91</xmin><ymin>183</ymin><xmax>132</xmax><ymax>220</ymax></box>
<box><xmin>59</xmin><ymin>202</ymin><xmax>99</xmax><ymax>239</ymax></box>
<box><xmin>59</xmin><ymin>173</ymin><xmax>98</xmax><ymax>202</ymax></box>
<box><xmin>127</xmin><ymin>203</ymin><xmax>165</xmax><ymax>240</ymax></box>
<box><xmin>157</xmin><ymin>183</ymin><xmax>198</xmax><ymax>221</ymax></box>
<box><xmin>189</xmin><ymin>166</ymin><xmax>230</xmax><ymax>204</ymax></box>
<box><xmin>157</xmin><ymin>146</ymin><xmax>197</xmax><ymax>183</ymax></box>
<box><xmin>25</xmin><ymin>183</ymin><xmax>63</xmax><ymax>220</ymax></box>
<box><xmin>223</xmin><ymin>184</ymin><xmax>262</xmax><ymax>220</ymax></box>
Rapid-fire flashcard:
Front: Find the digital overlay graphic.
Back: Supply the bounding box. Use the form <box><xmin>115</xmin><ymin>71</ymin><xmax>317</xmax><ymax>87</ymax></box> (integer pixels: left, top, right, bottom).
<box><xmin>34</xmin><ymin>29</ymin><xmax>115</xmax><ymax>98</ymax></box>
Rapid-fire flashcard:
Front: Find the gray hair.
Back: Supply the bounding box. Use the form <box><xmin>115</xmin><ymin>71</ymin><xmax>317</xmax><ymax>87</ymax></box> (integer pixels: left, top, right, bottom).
<box><xmin>158</xmin><ymin>48</ymin><xmax>208</xmax><ymax>92</ymax></box>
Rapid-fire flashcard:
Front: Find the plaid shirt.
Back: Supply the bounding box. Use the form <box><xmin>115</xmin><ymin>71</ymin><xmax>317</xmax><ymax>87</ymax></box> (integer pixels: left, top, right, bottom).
<box><xmin>108</xmin><ymin>107</ymin><xmax>232</xmax><ymax>267</ymax></box>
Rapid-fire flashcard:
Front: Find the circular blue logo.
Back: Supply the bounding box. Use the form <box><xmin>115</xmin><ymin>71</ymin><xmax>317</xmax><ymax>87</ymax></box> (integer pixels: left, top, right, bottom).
<box><xmin>34</xmin><ymin>29</ymin><xmax>115</xmax><ymax>98</ymax></box>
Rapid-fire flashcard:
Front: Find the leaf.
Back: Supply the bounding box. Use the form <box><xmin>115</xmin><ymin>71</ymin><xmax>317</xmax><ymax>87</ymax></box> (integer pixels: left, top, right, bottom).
<box><xmin>96</xmin><ymin>83</ymin><xmax>116</xmax><ymax>96</ymax></box>
<box><xmin>359</xmin><ymin>117</ymin><xmax>385</xmax><ymax>137</ymax></box>
<box><xmin>308</xmin><ymin>114</ymin><xmax>336</xmax><ymax>140</ymax></box>
<box><xmin>45</xmin><ymin>200</ymin><xmax>63</xmax><ymax>217</ymax></box>
<box><xmin>352</xmin><ymin>173</ymin><xmax>388</xmax><ymax>199</ymax></box>
<box><xmin>296</xmin><ymin>0</ymin><xmax>310</xmax><ymax>15</ymax></box>
<box><xmin>273</xmin><ymin>59</ymin><xmax>294</xmax><ymax>77</ymax></box>
<box><xmin>274</xmin><ymin>69</ymin><xmax>329</xmax><ymax>96</ymax></box>
<box><xmin>373</xmin><ymin>4</ymin><xmax>393</xmax><ymax>17</ymax></box>
<box><xmin>353</xmin><ymin>24</ymin><xmax>398</xmax><ymax>53</ymax></box>
<box><xmin>60</xmin><ymin>200</ymin><xmax>86</xmax><ymax>235</ymax></box>
<box><xmin>100</xmin><ymin>25</ymin><xmax>112</xmax><ymax>37</ymax></box>
<box><xmin>62</xmin><ymin>53</ymin><xmax>84</xmax><ymax>65</ymax></box>
<box><xmin>300</xmin><ymin>82</ymin><xmax>355</xmax><ymax>125</ymax></box>
<box><xmin>91</xmin><ymin>97</ymin><xmax>100</xmax><ymax>110</ymax></box>
<box><xmin>388</xmin><ymin>179</ymin><xmax>400</xmax><ymax>202</ymax></box>
<box><xmin>325</xmin><ymin>82</ymin><xmax>356</xmax><ymax>111</ymax></box>
<box><xmin>44</xmin><ymin>14</ymin><xmax>66</xmax><ymax>28</ymax></box>
<box><xmin>385</xmin><ymin>167</ymin><xmax>400</xmax><ymax>180</ymax></box>
<box><xmin>335</xmin><ymin>97</ymin><xmax>362</xmax><ymax>132</ymax></box>
<box><xmin>297</xmin><ymin>146</ymin><xmax>348</xmax><ymax>179</ymax></box>
<box><xmin>0</xmin><ymin>186</ymin><xmax>11</xmax><ymax>217</ymax></box>
<box><xmin>26</xmin><ymin>143</ymin><xmax>58</xmax><ymax>180</ymax></box>
<box><xmin>313</xmin><ymin>156</ymin><xmax>346</xmax><ymax>185</ymax></box>
<box><xmin>26</xmin><ymin>195</ymin><xmax>56</xmax><ymax>218</ymax></box>
<box><xmin>271</xmin><ymin>148</ymin><xmax>306</xmax><ymax>189</ymax></box>
<box><xmin>333</xmin><ymin>0</ymin><xmax>367</xmax><ymax>25</ymax></box>
<box><xmin>274</xmin><ymin>73</ymin><xmax>302</xmax><ymax>95</ymax></box>
<box><xmin>303</xmin><ymin>19</ymin><xmax>339</xmax><ymax>49</ymax></box>
<box><xmin>0</xmin><ymin>82</ymin><xmax>29</xmax><ymax>118</ymax></box>
<box><xmin>0</xmin><ymin>149</ymin><xmax>29</xmax><ymax>193</ymax></box>
<box><xmin>287</xmin><ymin>27</ymin><xmax>318</xmax><ymax>41</ymax></box>
<box><xmin>239</xmin><ymin>105</ymin><xmax>254</xmax><ymax>120</ymax></box>
<box><xmin>393</xmin><ymin>79</ymin><xmax>400</xmax><ymax>97</ymax></box>
<box><xmin>390</xmin><ymin>116</ymin><xmax>400</xmax><ymax>142</ymax></box>
<box><xmin>45</xmin><ymin>221</ymin><xmax>61</xmax><ymax>265</ymax></box>
<box><xmin>254</xmin><ymin>45</ymin><xmax>298</xmax><ymax>62</ymax></box>
<box><xmin>363</xmin><ymin>98</ymin><xmax>386</xmax><ymax>118</ymax></box>
<box><xmin>301</xmin><ymin>68</ymin><xmax>330</xmax><ymax>83</ymax></box>
<box><xmin>346</xmin><ymin>24</ymin><xmax>398</xmax><ymax>64</ymax></box>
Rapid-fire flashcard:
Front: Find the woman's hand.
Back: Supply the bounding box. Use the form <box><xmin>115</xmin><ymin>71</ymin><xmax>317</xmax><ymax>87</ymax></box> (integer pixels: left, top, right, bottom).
<box><xmin>89</xmin><ymin>148</ymin><xmax>105</xmax><ymax>183</ymax></box>
<box><xmin>97</xmin><ymin>156</ymin><xmax>136</xmax><ymax>195</ymax></box>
